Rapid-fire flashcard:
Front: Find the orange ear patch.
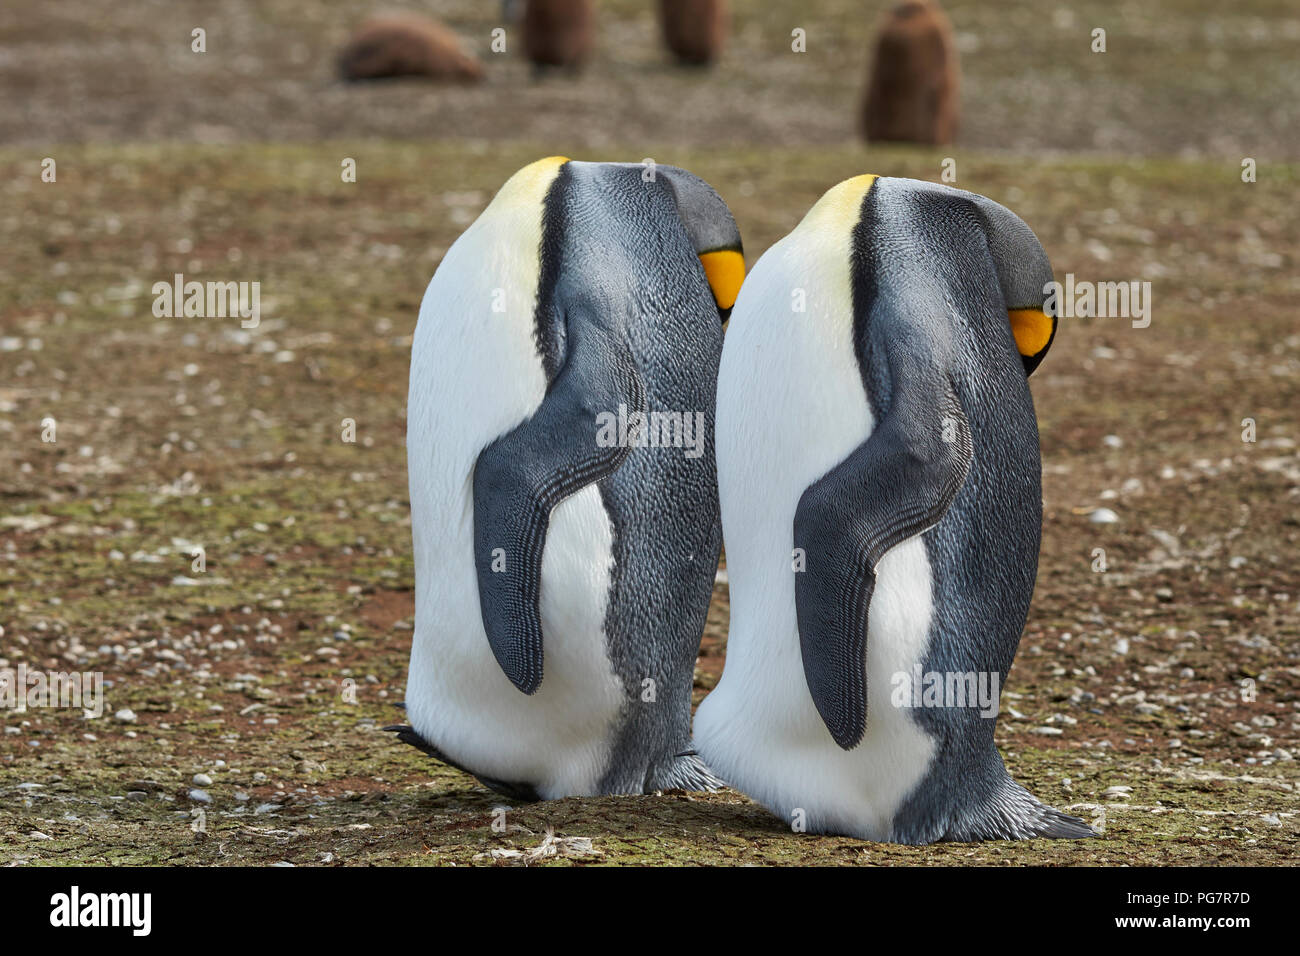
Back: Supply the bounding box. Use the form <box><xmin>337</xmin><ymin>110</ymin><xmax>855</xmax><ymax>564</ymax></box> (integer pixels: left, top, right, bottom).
<box><xmin>699</xmin><ymin>249</ymin><xmax>745</xmax><ymax>311</ymax></box>
<box><xmin>1008</xmin><ymin>308</ymin><xmax>1054</xmax><ymax>358</ymax></box>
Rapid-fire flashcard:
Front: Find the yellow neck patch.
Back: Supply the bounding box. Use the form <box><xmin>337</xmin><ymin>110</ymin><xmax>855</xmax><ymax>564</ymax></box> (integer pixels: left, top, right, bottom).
<box><xmin>485</xmin><ymin>155</ymin><xmax>569</xmax><ymax>218</ymax></box>
<box><xmin>797</xmin><ymin>174</ymin><xmax>880</xmax><ymax>236</ymax></box>
<box><xmin>699</xmin><ymin>249</ymin><xmax>745</xmax><ymax>311</ymax></box>
<box><xmin>1008</xmin><ymin>307</ymin><xmax>1054</xmax><ymax>358</ymax></box>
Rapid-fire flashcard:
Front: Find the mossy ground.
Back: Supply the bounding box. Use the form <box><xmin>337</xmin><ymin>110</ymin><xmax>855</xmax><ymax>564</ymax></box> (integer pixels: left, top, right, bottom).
<box><xmin>1</xmin><ymin>0</ymin><xmax>1298</xmax><ymax>865</ymax></box>
<box><xmin>1</xmin><ymin>142</ymin><xmax>1296</xmax><ymax>865</ymax></box>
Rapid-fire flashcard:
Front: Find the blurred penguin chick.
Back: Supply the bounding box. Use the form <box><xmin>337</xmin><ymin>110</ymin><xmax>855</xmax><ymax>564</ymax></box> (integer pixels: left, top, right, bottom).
<box><xmin>523</xmin><ymin>0</ymin><xmax>595</xmax><ymax>74</ymax></box>
<box><xmin>339</xmin><ymin>14</ymin><xmax>484</xmax><ymax>83</ymax></box>
<box><xmin>658</xmin><ymin>0</ymin><xmax>729</xmax><ymax>66</ymax></box>
<box><xmin>861</xmin><ymin>0</ymin><xmax>960</xmax><ymax>145</ymax></box>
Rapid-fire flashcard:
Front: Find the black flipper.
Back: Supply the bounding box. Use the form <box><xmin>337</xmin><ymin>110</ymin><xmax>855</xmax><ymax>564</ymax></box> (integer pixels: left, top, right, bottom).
<box><xmin>383</xmin><ymin>724</ymin><xmax>543</xmax><ymax>803</ymax></box>
<box><xmin>473</xmin><ymin>316</ymin><xmax>646</xmax><ymax>694</ymax></box>
<box><xmin>793</xmin><ymin>354</ymin><xmax>973</xmax><ymax>750</ymax></box>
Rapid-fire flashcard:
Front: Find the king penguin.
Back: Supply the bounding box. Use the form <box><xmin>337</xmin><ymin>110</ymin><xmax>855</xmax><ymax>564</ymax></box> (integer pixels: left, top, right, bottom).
<box><xmin>395</xmin><ymin>157</ymin><xmax>744</xmax><ymax>801</ymax></box>
<box><xmin>693</xmin><ymin>175</ymin><xmax>1094</xmax><ymax>843</ymax></box>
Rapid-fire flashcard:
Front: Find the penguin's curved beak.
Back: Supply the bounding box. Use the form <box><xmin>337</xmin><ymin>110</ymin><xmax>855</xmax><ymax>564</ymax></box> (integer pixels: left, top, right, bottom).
<box><xmin>699</xmin><ymin>248</ymin><xmax>745</xmax><ymax>325</ymax></box>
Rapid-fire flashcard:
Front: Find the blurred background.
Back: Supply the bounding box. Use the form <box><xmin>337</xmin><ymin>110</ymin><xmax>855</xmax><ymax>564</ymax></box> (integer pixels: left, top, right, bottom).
<box><xmin>3</xmin><ymin>0</ymin><xmax>1298</xmax><ymax>156</ymax></box>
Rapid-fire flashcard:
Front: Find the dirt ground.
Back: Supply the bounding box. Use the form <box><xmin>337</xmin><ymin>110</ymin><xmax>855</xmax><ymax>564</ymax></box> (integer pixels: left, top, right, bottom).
<box><xmin>1</xmin><ymin>0</ymin><xmax>1297</xmax><ymax>865</ymax></box>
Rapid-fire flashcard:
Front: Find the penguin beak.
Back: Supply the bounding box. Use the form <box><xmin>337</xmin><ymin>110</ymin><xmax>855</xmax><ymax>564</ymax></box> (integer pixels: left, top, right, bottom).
<box><xmin>698</xmin><ymin>249</ymin><xmax>745</xmax><ymax>325</ymax></box>
<box><xmin>1008</xmin><ymin>307</ymin><xmax>1057</xmax><ymax>376</ymax></box>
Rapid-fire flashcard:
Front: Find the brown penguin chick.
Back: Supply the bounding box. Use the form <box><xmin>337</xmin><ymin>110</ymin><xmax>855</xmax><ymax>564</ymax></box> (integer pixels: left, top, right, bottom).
<box><xmin>861</xmin><ymin>0</ymin><xmax>960</xmax><ymax>145</ymax></box>
<box><xmin>338</xmin><ymin>14</ymin><xmax>484</xmax><ymax>83</ymax></box>
<box><xmin>658</xmin><ymin>0</ymin><xmax>729</xmax><ymax>66</ymax></box>
<box><xmin>523</xmin><ymin>0</ymin><xmax>595</xmax><ymax>73</ymax></box>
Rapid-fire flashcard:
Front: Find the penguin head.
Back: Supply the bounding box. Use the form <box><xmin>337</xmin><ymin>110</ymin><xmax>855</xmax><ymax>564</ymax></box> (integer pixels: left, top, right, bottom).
<box><xmin>967</xmin><ymin>193</ymin><xmax>1058</xmax><ymax>376</ymax></box>
<box><xmin>653</xmin><ymin>165</ymin><xmax>745</xmax><ymax>323</ymax></box>
<box><xmin>555</xmin><ymin>161</ymin><xmax>744</xmax><ymax>325</ymax></box>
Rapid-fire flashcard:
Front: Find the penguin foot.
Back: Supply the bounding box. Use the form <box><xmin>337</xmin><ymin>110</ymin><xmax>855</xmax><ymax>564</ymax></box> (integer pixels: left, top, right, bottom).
<box><xmin>383</xmin><ymin>723</ymin><xmax>542</xmax><ymax>803</ymax></box>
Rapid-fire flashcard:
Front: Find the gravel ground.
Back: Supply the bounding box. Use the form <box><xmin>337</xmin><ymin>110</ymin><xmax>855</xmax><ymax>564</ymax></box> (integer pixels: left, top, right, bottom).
<box><xmin>0</xmin><ymin>0</ymin><xmax>1297</xmax><ymax>865</ymax></box>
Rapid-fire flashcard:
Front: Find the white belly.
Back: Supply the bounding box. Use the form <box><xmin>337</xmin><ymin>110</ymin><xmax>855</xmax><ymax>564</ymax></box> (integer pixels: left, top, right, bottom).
<box><xmin>404</xmin><ymin>170</ymin><xmax>624</xmax><ymax>799</ymax></box>
<box><xmin>695</xmin><ymin>185</ymin><xmax>936</xmax><ymax>838</ymax></box>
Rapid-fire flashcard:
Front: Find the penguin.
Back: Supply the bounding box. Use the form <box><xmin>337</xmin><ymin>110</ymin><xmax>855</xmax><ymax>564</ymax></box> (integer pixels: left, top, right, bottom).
<box><xmin>338</xmin><ymin>14</ymin><xmax>484</xmax><ymax>83</ymax></box>
<box><xmin>693</xmin><ymin>175</ymin><xmax>1093</xmax><ymax>843</ymax></box>
<box><xmin>523</xmin><ymin>0</ymin><xmax>595</xmax><ymax>75</ymax></box>
<box><xmin>394</xmin><ymin>157</ymin><xmax>745</xmax><ymax>801</ymax></box>
<box><xmin>658</xmin><ymin>0</ymin><xmax>729</xmax><ymax>66</ymax></box>
<box><xmin>861</xmin><ymin>0</ymin><xmax>960</xmax><ymax>146</ymax></box>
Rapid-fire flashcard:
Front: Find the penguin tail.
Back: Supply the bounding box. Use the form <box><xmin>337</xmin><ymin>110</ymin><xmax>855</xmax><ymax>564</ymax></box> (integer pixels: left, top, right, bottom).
<box><xmin>951</xmin><ymin>776</ymin><xmax>1097</xmax><ymax>842</ymax></box>
<box><xmin>649</xmin><ymin>750</ymin><xmax>725</xmax><ymax>793</ymax></box>
<box><xmin>1032</xmin><ymin>805</ymin><xmax>1099</xmax><ymax>840</ymax></box>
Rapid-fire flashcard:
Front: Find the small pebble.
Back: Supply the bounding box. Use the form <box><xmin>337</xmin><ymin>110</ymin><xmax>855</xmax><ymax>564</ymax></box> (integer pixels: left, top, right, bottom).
<box><xmin>188</xmin><ymin>789</ymin><xmax>212</xmax><ymax>804</ymax></box>
<box><xmin>192</xmin><ymin>773</ymin><xmax>213</xmax><ymax>786</ymax></box>
<box><xmin>114</xmin><ymin>708</ymin><xmax>137</xmax><ymax>723</ymax></box>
